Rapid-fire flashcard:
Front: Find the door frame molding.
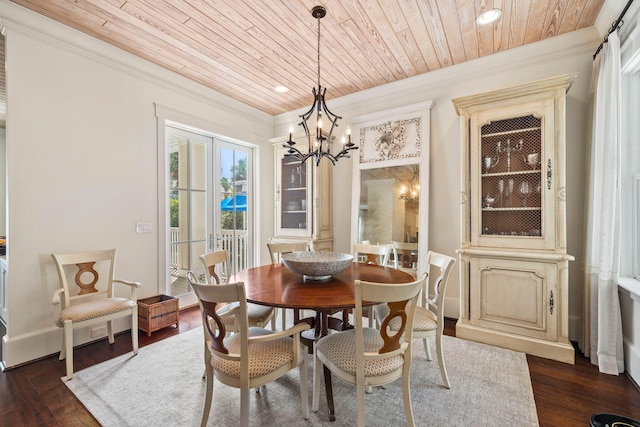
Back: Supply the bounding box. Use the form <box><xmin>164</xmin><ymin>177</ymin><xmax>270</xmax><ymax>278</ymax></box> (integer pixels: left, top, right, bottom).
<box><xmin>155</xmin><ymin>104</ymin><xmax>258</xmax><ymax>308</ymax></box>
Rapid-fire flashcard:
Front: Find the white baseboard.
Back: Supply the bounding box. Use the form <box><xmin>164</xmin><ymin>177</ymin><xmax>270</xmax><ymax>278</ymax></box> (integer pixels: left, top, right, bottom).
<box><xmin>624</xmin><ymin>336</ymin><xmax>640</xmax><ymax>386</ymax></box>
<box><xmin>2</xmin><ymin>318</ymin><xmax>132</xmax><ymax>369</ymax></box>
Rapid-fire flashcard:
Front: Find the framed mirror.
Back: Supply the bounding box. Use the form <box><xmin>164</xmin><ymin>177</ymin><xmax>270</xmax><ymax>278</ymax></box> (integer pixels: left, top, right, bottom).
<box><xmin>350</xmin><ymin>101</ymin><xmax>432</xmax><ymax>276</ymax></box>
<box><xmin>358</xmin><ymin>164</ymin><xmax>420</xmax><ymax>244</ymax></box>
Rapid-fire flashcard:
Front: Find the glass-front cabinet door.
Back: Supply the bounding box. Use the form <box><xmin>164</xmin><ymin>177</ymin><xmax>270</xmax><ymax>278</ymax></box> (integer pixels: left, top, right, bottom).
<box><xmin>470</xmin><ymin>101</ymin><xmax>555</xmax><ymax>250</ymax></box>
<box><xmin>279</xmin><ymin>155</ymin><xmax>309</xmax><ymax>234</ymax></box>
<box><xmin>271</xmin><ymin>133</ymin><xmax>333</xmax><ymax>251</ymax></box>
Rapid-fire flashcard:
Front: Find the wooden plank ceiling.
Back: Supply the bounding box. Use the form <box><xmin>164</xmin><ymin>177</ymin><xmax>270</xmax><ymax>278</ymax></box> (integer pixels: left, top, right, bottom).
<box><xmin>9</xmin><ymin>0</ymin><xmax>604</xmax><ymax>116</ymax></box>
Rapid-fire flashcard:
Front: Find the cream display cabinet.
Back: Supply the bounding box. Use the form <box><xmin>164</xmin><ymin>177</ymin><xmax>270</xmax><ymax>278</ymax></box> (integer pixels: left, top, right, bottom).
<box><xmin>270</xmin><ymin>133</ymin><xmax>333</xmax><ymax>251</ymax></box>
<box><xmin>453</xmin><ymin>74</ymin><xmax>576</xmax><ymax>363</ymax></box>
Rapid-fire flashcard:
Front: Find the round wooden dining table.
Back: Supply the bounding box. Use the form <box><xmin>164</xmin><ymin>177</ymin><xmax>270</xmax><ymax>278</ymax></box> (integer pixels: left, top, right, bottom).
<box><xmin>231</xmin><ymin>262</ymin><xmax>415</xmax><ymax>322</ymax></box>
<box><xmin>231</xmin><ymin>261</ymin><xmax>416</xmax><ymax>422</ymax></box>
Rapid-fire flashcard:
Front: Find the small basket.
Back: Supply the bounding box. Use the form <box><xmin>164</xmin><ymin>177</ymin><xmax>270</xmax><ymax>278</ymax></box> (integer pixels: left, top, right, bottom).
<box><xmin>137</xmin><ymin>295</ymin><xmax>179</xmax><ymax>337</ymax></box>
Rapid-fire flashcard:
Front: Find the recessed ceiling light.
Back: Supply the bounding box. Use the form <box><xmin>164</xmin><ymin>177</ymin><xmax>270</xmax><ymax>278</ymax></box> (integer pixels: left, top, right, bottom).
<box><xmin>476</xmin><ymin>9</ymin><xmax>502</xmax><ymax>25</ymax></box>
<box><xmin>274</xmin><ymin>85</ymin><xmax>289</xmax><ymax>93</ymax></box>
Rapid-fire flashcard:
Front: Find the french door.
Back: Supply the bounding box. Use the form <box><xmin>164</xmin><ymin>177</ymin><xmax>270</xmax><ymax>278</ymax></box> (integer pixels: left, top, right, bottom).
<box><xmin>166</xmin><ymin>125</ymin><xmax>253</xmax><ymax>298</ymax></box>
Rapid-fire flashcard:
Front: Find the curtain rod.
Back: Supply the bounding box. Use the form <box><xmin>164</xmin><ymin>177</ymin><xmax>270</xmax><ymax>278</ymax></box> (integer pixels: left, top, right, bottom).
<box><xmin>593</xmin><ymin>0</ymin><xmax>635</xmax><ymax>59</ymax></box>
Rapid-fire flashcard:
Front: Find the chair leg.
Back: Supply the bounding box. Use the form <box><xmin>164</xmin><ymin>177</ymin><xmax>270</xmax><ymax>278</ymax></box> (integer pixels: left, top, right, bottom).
<box><xmin>423</xmin><ymin>338</ymin><xmax>432</xmax><ymax>361</ymax></box>
<box><xmin>107</xmin><ymin>320</ymin><xmax>115</xmax><ymax>345</ymax></box>
<box><xmin>300</xmin><ymin>352</ymin><xmax>309</xmax><ymax>419</ymax></box>
<box><xmin>402</xmin><ymin>365</ymin><xmax>415</xmax><ymax>427</ymax></box>
<box><xmin>201</xmin><ymin>363</ymin><xmax>214</xmax><ymax>427</ymax></box>
<box><xmin>63</xmin><ymin>321</ymin><xmax>74</xmax><ymax>380</ymax></box>
<box><xmin>131</xmin><ymin>306</ymin><xmax>139</xmax><ymax>355</ymax></box>
<box><xmin>356</xmin><ymin>379</ymin><xmax>366</xmax><ymax>427</ymax></box>
<box><xmin>281</xmin><ymin>308</ymin><xmax>286</xmax><ymax>331</ymax></box>
<box><xmin>240</xmin><ymin>388</ymin><xmax>249</xmax><ymax>427</ymax></box>
<box><xmin>59</xmin><ymin>328</ymin><xmax>66</xmax><ymax>361</ymax></box>
<box><xmin>202</xmin><ymin>343</ymin><xmax>211</xmax><ymax>379</ymax></box>
<box><xmin>312</xmin><ymin>349</ymin><xmax>322</xmax><ymax>412</ymax></box>
<box><xmin>436</xmin><ymin>332</ymin><xmax>451</xmax><ymax>389</ymax></box>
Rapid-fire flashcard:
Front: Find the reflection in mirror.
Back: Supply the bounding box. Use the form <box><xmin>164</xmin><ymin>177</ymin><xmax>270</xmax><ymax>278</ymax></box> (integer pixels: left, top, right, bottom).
<box><xmin>358</xmin><ymin>165</ymin><xmax>419</xmax><ymax>245</ymax></box>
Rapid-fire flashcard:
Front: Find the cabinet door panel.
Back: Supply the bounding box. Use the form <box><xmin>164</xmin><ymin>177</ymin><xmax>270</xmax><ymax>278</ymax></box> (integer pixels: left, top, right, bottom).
<box><xmin>470</xmin><ymin>99</ymin><xmax>556</xmax><ymax>250</ymax></box>
<box><xmin>470</xmin><ymin>257</ymin><xmax>557</xmax><ymax>340</ymax></box>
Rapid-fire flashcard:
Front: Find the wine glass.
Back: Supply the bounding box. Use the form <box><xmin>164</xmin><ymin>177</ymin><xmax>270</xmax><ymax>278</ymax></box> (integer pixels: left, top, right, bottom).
<box><xmin>498</xmin><ymin>179</ymin><xmax>505</xmax><ymax>207</ymax></box>
<box><xmin>519</xmin><ymin>181</ymin><xmax>531</xmax><ymax>207</ymax></box>
<box><xmin>504</xmin><ymin>179</ymin><xmax>514</xmax><ymax>207</ymax></box>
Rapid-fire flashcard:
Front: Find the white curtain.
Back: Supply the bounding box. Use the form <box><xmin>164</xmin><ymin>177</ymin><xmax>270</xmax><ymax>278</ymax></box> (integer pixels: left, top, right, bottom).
<box><xmin>580</xmin><ymin>31</ymin><xmax>624</xmax><ymax>375</ymax></box>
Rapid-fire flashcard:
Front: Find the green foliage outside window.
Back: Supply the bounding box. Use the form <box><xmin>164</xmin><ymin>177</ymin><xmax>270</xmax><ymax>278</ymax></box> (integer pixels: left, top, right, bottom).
<box><xmin>170</xmin><ymin>198</ymin><xmax>179</xmax><ymax>227</ymax></box>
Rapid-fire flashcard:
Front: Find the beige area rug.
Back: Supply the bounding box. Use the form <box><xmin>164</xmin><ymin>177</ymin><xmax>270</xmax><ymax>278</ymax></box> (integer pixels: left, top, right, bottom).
<box><xmin>65</xmin><ymin>327</ymin><xmax>539</xmax><ymax>426</ymax></box>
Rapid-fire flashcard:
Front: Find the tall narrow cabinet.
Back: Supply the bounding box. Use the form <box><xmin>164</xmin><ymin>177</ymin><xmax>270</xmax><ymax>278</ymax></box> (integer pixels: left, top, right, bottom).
<box><xmin>453</xmin><ymin>74</ymin><xmax>576</xmax><ymax>363</ymax></box>
<box><xmin>270</xmin><ymin>133</ymin><xmax>333</xmax><ymax>251</ymax></box>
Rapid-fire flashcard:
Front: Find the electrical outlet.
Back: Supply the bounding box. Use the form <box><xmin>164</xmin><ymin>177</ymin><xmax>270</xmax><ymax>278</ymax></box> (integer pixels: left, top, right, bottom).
<box><xmin>91</xmin><ymin>326</ymin><xmax>107</xmax><ymax>338</ymax></box>
<box><xmin>136</xmin><ymin>222</ymin><xmax>152</xmax><ymax>233</ymax></box>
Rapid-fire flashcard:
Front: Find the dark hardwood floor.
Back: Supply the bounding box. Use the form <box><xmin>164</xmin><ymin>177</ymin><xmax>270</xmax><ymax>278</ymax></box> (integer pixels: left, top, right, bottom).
<box><xmin>1</xmin><ymin>308</ymin><xmax>638</xmax><ymax>426</ymax></box>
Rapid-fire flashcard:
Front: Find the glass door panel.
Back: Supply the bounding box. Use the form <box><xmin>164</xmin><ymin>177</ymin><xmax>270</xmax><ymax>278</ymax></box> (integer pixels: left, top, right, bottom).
<box><xmin>217</xmin><ymin>142</ymin><xmax>252</xmax><ymax>276</ymax></box>
<box><xmin>167</xmin><ymin>127</ymin><xmax>212</xmax><ymax>297</ymax></box>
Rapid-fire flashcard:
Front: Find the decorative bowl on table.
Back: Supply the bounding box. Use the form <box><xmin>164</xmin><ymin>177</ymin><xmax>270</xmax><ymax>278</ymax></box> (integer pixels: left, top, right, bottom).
<box><xmin>281</xmin><ymin>252</ymin><xmax>354</xmax><ymax>281</ymax></box>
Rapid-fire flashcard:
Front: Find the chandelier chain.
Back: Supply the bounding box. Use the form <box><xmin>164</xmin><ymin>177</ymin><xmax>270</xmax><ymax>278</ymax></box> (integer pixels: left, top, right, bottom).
<box><xmin>317</xmin><ymin>17</ymin><xmax>321</xmax><ymax>88</ymax></box>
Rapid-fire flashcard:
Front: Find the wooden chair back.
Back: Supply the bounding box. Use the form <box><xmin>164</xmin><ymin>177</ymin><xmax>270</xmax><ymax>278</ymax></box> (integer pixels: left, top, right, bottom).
<box><xmin>424</xmin><ymin>251</ymin><xmax>456</xmax><ymax>315</ymax></box>
<box><xmin>199</xmin><ymin>250</ymin><xmax>229</xmax><ymax>284</ymax></box>
<box><xmin>354</xmin><ymin>273</ymin><xmax>425</xmax><ymax>356</ymax></box>
<box><xmin>52</xmin><ymin>249</ymin><xmax>117</xmax><ymax>308</ymax></box>
<box><xmin>190</xmin><ymin>280</ymin><xmax>247</xmax><ymax>357</ymax></box>
<box><xmin>391</xmin><ymin>241</ymin><xmax>418</xmax><ymax>269</ymax></box>
<box><xmin>352</xmin><ymin>242</ymin><xmax>390</xmax><ymax>266</ymax></box>
<box><xmin>267</xmin><ymin>241</ymin><xmax>309</xmax><ymax>264</ymax></box>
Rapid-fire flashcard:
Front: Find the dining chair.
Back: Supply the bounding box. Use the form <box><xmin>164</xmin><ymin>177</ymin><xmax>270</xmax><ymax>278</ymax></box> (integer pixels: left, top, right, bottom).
<box><xmin>312</xmin><ymin>273</ymin><xmax>426</xmax><ymax>427</ymax></box>
<box><xmin>391</xmin><ymin>241</ymin><xmax>419</xmax><ymax>278</ymax></box>
<box><xmin>352</xmin><ymin>242</ymin><xmax>390</xmax><ymax>266</ymax></box>
<box><xmin>267</xmin><ymin>241</ymin><xmax>309</xmax><ymax>263</ymax></box>
<box><xmin>191</xmin><ymin>279</ymin><xmax>311</xmax><ymax>427</ymax></box>
<box><xmin>267</xmin><ymin>241</ymin><xmax>309</xmax><ymax>329</ymax></box>
<box><xmin>376</xmin><ymin>251</ymin><xmax>456</xmax><ymax>388</ymax></box>
<box><xmin>51</xmin><ymin>249</ymin><xmax>141</xmax><ymax>380</ymax></box>
<box><xmin>352</xmin><ymin>242</ymin><xmax>391</xmax><ymax>327</ymax></box>
<box><xmin>199</xmin><ymin>250</ymin><xmax>276</xmax><ymax>331</ymax></box>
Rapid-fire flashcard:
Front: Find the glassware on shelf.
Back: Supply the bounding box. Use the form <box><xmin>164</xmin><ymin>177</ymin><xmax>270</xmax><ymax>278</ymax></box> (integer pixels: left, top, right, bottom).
<box><xmin>519</xmin><ymin>181</ymin><xmax>531</xmax><ymax>207</ymax></box>
<box><xmin>483</xmin><ymin>194</ymin><xmax>497</xmax><ymax>208</ymax></box>
<box><xmin>498</xmin><ymin>179</ymin><xmax>505</xmax><ymax>207</ymax></box>
<box><xmin>524</xmin><ymin>152</ymin><xmax>540</xmax><ymax>170</ymax></box>
<box><xmin>482</xmin><ymin>155</ymin><xmax>499</xmax><ymax>173</ymax></box>
<box><xmin>504</xmin><ymin>178</ymin><xmax>514</xmax><ymax>207</ymax></box>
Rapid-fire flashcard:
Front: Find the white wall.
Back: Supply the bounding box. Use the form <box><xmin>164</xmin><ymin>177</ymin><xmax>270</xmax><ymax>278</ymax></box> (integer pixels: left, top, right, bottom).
<box><xmin>275</xmin><ymin>27</ymin><xmax>598</xmax><ymax>330</ymax></box>
<box><xmin>0</xmin><ymin>1</ymin><xmax>273</xmax><ymax>367</ymax></box>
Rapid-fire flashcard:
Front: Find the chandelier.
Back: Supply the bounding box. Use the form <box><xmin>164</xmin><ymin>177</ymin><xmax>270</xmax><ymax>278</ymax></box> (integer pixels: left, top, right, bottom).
<box><xmin>283</xmin><ymin>5</ymin><xmax>357</xmax><ymax>166</ymax></box>
<box><xmin>399</xmin><ymin>167</ymin><xmax>419</xmax><ymax>202</ymax></box>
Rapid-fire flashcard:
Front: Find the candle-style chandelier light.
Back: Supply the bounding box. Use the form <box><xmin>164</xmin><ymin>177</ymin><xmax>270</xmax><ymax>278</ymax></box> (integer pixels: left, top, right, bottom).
<box><xmin>283</xmin><ymin>5</ymin><xmax>357</xmax><ymax>166</ymax></box>
<box><xmin>399</xmin><ymin>167</ymin><xmax>420</xmax><ymax>203</ymax></box>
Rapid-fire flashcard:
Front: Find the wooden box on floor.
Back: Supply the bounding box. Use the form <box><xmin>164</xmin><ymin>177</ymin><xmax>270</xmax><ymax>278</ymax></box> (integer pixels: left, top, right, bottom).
<box><xmin>137</xmin><ymin>295</ymin><xmax>179</xmax><ymax>336</ymax></box>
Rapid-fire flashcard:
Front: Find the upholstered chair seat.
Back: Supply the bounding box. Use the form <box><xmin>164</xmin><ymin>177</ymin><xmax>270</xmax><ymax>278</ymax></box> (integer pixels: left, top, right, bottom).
<box><xmin>59</xmin><ymin>298</ymin><xmax>135</xmax><ymax>324</ymax></box>
<box><xmin>212</xmin><ymin>327</ymin><xmax>306</xmax><ymax>379</ymax></box>
<box><xmin>315</xmin><ymin>328</ymin><xmax>405</xmax><ymax>377</ymax></box>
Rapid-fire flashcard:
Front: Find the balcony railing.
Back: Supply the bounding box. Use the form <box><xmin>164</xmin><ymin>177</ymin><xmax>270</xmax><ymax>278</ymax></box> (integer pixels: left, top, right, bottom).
<box><xmin>170</xmin><ymin>228</ymin><xmax>249</xmax><ymax>277</ymax></box>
